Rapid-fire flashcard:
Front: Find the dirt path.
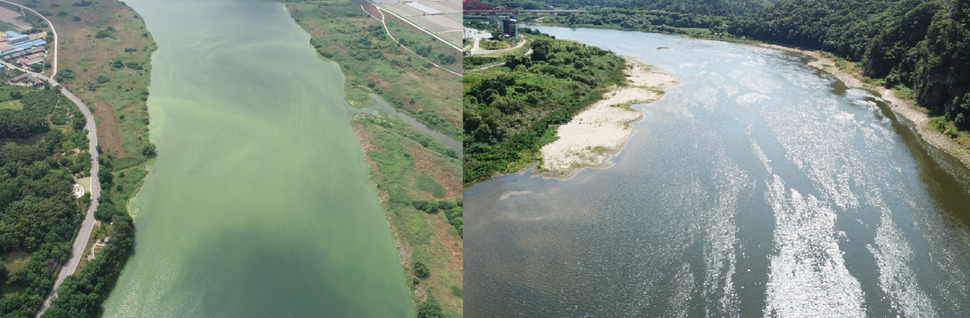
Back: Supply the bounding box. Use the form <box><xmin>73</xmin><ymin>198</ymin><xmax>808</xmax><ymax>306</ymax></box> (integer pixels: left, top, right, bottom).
<box><xmin>469</xmin><ymin>37</ymin><xmax>529</xmax><ymax>56</ymax></box>
<box><xmin>469</xmin><ymin>61</ymin><xmax>505</xmax><ymax>72</ymax></box>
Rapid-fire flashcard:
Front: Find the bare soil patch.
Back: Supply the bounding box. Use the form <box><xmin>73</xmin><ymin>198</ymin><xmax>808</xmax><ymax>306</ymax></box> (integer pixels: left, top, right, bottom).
<box><xmin>0</xmin><ymin>5</ymin><xmax>29</xmax><ymax>30</ymax></box>
<box><xmin>406</xmin><ymin>144</ymin><xmax>460</xmax><ymax>199</ymax></box>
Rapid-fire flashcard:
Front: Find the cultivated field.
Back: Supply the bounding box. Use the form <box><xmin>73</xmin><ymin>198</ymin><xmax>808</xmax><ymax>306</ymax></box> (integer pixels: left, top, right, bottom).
<box><xmin>379</xmin><ymin>0</ymin><xmax>462</xmax><ymax>48</ymax></box>
<box><xmin>0</xmin><ymin>4</ymin><xmax>29</xmax><ymax>30</ymax></box>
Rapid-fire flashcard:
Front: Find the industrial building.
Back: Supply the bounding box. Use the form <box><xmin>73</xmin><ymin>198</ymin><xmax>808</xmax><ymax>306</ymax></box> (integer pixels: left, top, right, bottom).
<box><xmin>10</xmin><ymin>72</ymin><xmax>43</xmax><ymax>87</ymax></box>
<box><xmin>0</xmin><ymin>31</ymin><xmax>47</xmax><ymax>61</ymax></box>
<box><xmin>500</xmin><ymin>16</ymin><xmax>517</xmax><ymax>41</ymax></box>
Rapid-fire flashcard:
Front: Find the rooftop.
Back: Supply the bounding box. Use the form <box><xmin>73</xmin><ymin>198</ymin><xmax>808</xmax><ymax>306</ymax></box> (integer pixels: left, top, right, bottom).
<box><xmin>11</xmin><ymin>73</ymin><xmax>29</xmax><ymax>82</ymax></box>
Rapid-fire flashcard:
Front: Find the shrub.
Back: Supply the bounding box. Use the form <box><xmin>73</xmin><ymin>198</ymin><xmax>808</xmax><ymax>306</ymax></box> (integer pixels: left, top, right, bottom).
<box><xmin>93</xmin><ymin>202</ymin><xmax>116</xmax><ymax>221</ymax></box>
<box><xmin>436</xmin><ymin>200</ymin><xmax>457</xmax><ymax>210</ymax></box>
<box><xmin>416</xmin><ymin>293</ymin><xmax>443</xmax><ymax>318</ymax></box>
<box><xmin>411</xmin><ymin>200</ymin><xmax>434</xmax><ymax>212</ymax></box>
<box><xmin>413</xmin><ymin>260</ymin><xmax>430</xmax><ymax>279</ymax></box>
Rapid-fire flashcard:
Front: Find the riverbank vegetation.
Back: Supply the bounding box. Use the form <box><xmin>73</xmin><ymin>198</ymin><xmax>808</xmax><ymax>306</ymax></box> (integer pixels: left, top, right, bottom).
<box><xmin>527</xmin><ymin>0</ymin><xmax>970</xmax><ymax>148</ymax></box>
<box><xmin>0</xmin><ymin>82</ymin><xmax>88</xmax><ymax>317</ymax></box>
<box><xmin>463</xmin><ymin>29</ymin><xmax>625</xmax><ymax>183</ymax></box>
<box><xmin>285</xmin><ymin>0</ymin><xmax>461</xmax><ymax>139</ymax></box>
<box><xmin>352</xmin><ymin>114</ymin><xmax>462</xmax><ymax>317</ymax></box>
<box><xmin>286</xmin><ymin>0</ymin><xmax>463</xmax><ymax>316</ymax></box>
<box><xmin>6</xmin><ymin>0</ymin><xmax>156</xmax><ymax>316</ymax></box>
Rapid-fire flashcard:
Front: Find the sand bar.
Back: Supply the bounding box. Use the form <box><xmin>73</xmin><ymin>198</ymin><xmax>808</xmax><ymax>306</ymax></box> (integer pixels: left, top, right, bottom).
<box><xmin>540</xmin><ymin>57</ymin><xmax>678</xmax><ymax>178</ymax></box>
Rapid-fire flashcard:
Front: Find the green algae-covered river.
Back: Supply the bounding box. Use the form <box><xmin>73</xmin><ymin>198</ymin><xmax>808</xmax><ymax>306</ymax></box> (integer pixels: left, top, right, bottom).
<box><xmin>101</xmin><ymin>0</ymin><xmax>413</xmax><ymax>316</ymax></box>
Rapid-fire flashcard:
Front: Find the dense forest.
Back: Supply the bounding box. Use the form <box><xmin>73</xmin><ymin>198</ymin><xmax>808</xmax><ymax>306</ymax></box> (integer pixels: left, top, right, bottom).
<box><xmin>42</xmin><ymin>146</ymin><xmax>138</xmax><ymax>317</ymax></box>
<box><xmin>480</xmin><ymin>0</ymin><xmax>770</xmax><ymax>14</ymax></box>
<box><xmin>550</xmin><ymin>7</ymin><xmax>735</xmax><ymax>34</ymax></box>
<box><xmin>463</xmin><ymin>29</ymin><xmax>626</xmax><ymax>182</ymax></box>
<box><xmin>42</xmin><ymin>200</ymin><xmax>134</xmax><ymax>318</ymax></box>
<box><xmin>519</xmin><ymin>0</ymin><xmax>970</xmax><ymax>133</ymax></box>
<box><xmin>0</xmin><ymin>84</ymin><xmax>87</xmax><ymax>317</ymax></box>
<box><xmin>0</xmin><ymin>77</ymin><xmax>136</xmax><ymax>318</ymax></box>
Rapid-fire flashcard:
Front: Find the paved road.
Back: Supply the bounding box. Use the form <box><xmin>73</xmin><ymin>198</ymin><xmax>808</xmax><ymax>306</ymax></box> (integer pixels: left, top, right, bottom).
<box><xmin>0</xmin><ymin>3</ymin><xmax>98</xmax><ymax>316</ymax></box>
<box><xmin>35</xmin><ymin>81</ymin><xmax>100</xmax><ymax>317</ymax></box>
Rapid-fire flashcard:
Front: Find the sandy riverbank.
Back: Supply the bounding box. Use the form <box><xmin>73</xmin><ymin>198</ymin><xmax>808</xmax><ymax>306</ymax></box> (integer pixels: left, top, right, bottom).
<box><xmin>760</xmin><ymin>43</ymin><xmax>970</xmax><ymax>169</ymax></box>
<box><xmin>539</xmin><ymin>57</ymin><xmax>678</xmax><ymax>178</ymax></box>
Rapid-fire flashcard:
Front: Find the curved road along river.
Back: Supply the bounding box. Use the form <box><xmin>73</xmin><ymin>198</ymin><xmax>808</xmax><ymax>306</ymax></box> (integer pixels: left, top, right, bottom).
<box><xmin>35</xmin><ymin>83</ymin><xmax>100</xmax><ymax>317</ymax></box>
<box><xmin>0</xmin><ymin>1</ymin><xmax>100</xmax><ymax>316</ymax></box>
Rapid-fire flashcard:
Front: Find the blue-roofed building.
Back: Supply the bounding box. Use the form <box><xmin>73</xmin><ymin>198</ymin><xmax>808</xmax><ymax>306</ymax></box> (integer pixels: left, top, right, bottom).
<box><xmin>9</xmin><ymin>34</ymin><xmax>28</xmax><ymax>45</ymax></box>
<box><xmin>4</xmin><ymin>31</ymin><xmax>21</xmax><ymax>38</ymax></box>
<box><xmin>0</xmin><ymin>65</ymin><xmax>6</xmax><ymax>70</ymax></box>
<box><xmin>11</xmin><ymin>39</ymin><xmax>45</xmax><ymax>51</ymax></box>
<box><xmin>0</xmin><ymin>47</ymin><xmax>24</xmax><ymax>56</ymax></box>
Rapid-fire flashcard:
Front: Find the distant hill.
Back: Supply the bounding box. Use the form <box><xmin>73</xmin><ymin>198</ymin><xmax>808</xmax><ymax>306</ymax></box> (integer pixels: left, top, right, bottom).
<box><xmin>620</xmin><ymin>0</ymin><xmax>775</xmax><ymax>16</ymax></box>
<box><xmin>477</xmin><ymin>0</ymin><xmax>775</xmax><ymax>15</ymax></box>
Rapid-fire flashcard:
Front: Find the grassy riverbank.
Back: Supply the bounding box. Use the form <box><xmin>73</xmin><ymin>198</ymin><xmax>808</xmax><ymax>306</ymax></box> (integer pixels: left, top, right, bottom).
<box><xmin>285</xmin><ymin>0</ymin><xmax>461</xmax><ymax>139</ymax></box>
<box><xmin>352</xmin><ymin>113</ymin><xmax>463</xmax><ymax>317</ymax></box>
<box><xmin>15</xmin><ymin>0</ymin><xmax>156</xmax><ymax>316</ymax></box>
<box><xmin>286</xmin><ymin>0</ymin><xmax>463</xmax><ymax>316</ymax></box>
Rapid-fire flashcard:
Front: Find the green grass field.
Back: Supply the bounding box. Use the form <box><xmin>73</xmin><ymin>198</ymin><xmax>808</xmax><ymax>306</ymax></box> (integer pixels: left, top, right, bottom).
<box><xmin>0</xmin><ymin>100</ymin><xmax>22</xmax><ymax>110</ymax></box>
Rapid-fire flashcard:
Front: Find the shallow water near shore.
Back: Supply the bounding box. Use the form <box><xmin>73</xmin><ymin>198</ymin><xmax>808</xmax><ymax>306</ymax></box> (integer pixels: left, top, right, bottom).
<box><xmin>465</xmin><ymin>26</ymin><xmax>970</xmax><ymax>317</ymax></box>
<box><xmin>101</xmin><ymin>0</ymin><xmax>413</xmax><ymax>316</ymax></box>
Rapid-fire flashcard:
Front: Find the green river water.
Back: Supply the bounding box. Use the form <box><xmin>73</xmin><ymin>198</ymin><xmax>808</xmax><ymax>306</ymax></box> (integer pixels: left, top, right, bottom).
<box><xmin>101</xmin><ymin>0</ymin><xmax>413</xmax><ymax>316</ymax></box>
